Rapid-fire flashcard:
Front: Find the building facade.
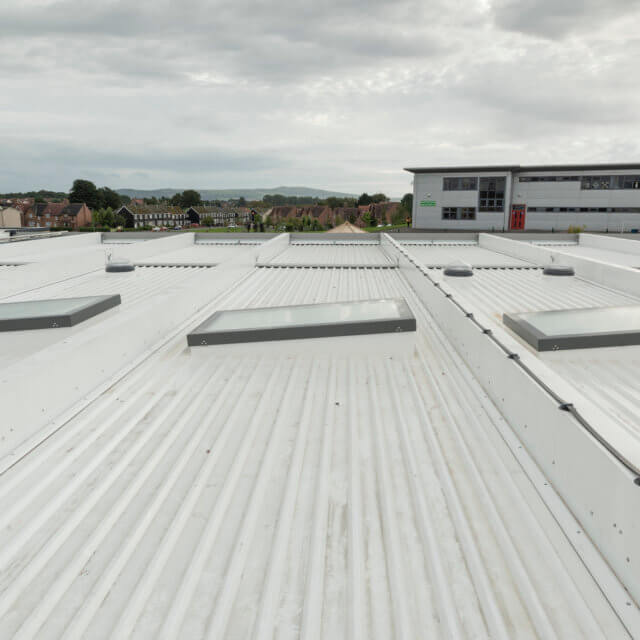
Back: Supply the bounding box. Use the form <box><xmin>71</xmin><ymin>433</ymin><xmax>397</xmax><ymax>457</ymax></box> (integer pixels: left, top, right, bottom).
<box><xmin>23</xmin><ymin>202</ymin><xmax>92</xmax><ymax>229</ymax></box>
<box><xmin>406</xmin><ymin>164</ymin><xmax>640</xmax><ymax>231</ymax></box>
<box><xmin>116</xmin><ymin>206</ymin><xmax>189</xmax><ymax>229</ymax></box>
<box><xmin>0</xmin><ymin>207</ymin><xmax>22</xmax><ymax>227</ymax></box>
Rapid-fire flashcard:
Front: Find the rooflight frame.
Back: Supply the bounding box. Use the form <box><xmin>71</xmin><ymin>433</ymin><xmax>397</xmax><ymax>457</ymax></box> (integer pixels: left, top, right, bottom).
<box><xmin>188</xmin><ymin>298</ymin><xmax>416</xmax><ymax>346</ymax></box>
<box><xmin>503</xmin><ymin>305</ymin><xmax>640</xmax><ymax>351</ymax></box>
<box><xmin>0</xmin><ymin>294</ymin><xmax>121</xmax><ymax>332</ymax></box>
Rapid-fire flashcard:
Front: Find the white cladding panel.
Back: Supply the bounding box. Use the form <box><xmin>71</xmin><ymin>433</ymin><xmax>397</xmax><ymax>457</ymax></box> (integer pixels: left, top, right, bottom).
<box><xmin>413</xmin><ymin>172</ymin><xmax>509</xmax><ymax>231</ymax></box>
<box><xmin>412</xmin><ymin>169</ymin><xmax>640</xmax><ymax>231</ymax></box>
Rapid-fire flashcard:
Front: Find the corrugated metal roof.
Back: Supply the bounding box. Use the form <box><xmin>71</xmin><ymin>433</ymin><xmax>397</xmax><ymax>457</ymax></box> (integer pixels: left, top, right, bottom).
<box><xmin>136</xmin><ymin>244</ymin><xmax>254</xmax><ymax>266</ymax></box>
<box><xmin>0</xmin><ymin>266</ymin><xmax>209</xmax><ymax>369</ymax></box>
<box><xmin>400</xmin><ymin>243</ymin><xmax>532</xmax><ymax>268</ymax></box>
<box><xmin>432</xmin><ymin>267</ymin><xmax>640</xmax><ymax>476</ymax></box>
<box><xmin>263</xmin><ymin>244</ymin><xmax>393</xmax><ymax>267</ymax></box>
<box><xmin>430</xmin><ymin>268</ymin><xmax>637</xmax><ymax>315</ymax></box>
<box><xmin>0</xmin><ymin>263</ymin><xmax>630</xmax><ymax>638</ymax></box>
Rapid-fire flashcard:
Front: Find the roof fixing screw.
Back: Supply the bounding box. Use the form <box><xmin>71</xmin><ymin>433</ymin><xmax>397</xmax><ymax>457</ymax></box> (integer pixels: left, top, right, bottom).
<box><xmin>558</xmin><ymin>403</ymin><xmax>574</xmax><ymax>411</ymax></box>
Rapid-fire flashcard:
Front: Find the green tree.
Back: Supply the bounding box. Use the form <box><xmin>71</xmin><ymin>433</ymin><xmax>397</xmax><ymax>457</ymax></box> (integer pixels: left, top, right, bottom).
<box><xmin>98</xmin><ymin>186</ymin><xmax>122</xmax><ymax>210</ymax></box>
<box><xmin>70</xmin><ymin>179</ymin><xmax>101</xmax><ymax>209</ymax></box>
<box><xmin>397</xmin><ymin>192</ymin><xmax>413</xmax><ymax>226</ymax></box>
<box><xmin>93</xmin><ymin>207</ymin><xmax>115</xmax><ymax>227</ymax></box>
<box><xmin>181</xmin><ymin>190</ymin><xmax>202</xmax><ymax>207</ymax></box>
<box><xmin>237</xmin><ymin>196</ymin><xmax>247</xmax><ymax>207</ymax></box>
<box><xmin>370</xmin><ymin>193</ymin><xmax>388</xmax><ymax>203</ymax></box>
<box><xmin>201</xmin><ymin>216</ymin><xmax>214</xmax><ymax>227</ymax></box>
<box><xmin>357</xmin><ymin>193</ymin><xmax>372</xmax><ymax>206</ymax></box>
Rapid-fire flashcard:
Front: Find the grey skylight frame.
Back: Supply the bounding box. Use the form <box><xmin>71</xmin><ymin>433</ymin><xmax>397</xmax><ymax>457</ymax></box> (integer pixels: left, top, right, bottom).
<box><xmin>503</xmin><ymin>305</ymin><xmax>640</xmax><ymax>351</ymax></box>
<box><xmin>0</xmin><ymin>294</ymin><xmax>121</xmax><ymax>332</ymax></box>
<box><xmin>188</xmin><ymin>298</ymin><xmax>416</xmax><ymax>346</ymax></box>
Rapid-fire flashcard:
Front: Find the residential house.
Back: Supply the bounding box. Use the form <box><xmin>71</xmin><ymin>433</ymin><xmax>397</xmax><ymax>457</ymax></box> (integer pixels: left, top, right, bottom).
<box><xmin>23</xmin><ymin>201</ymin><xmax>92</xmax><ymax>229</ymax></box>
<box><xmin>116</xmin><ymin>205</ymin><xmax>189</xmax><ymax>229</ymax></box>
<box><xmin>184</xmin><ymin>206</ymin><xmax>251</xmax><ymax>226</ymax></box>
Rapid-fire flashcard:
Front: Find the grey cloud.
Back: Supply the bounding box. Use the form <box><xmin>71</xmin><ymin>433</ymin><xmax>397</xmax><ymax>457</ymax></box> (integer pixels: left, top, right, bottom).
<box><xmin>490</xmin><ymin>0</ymin><xmax>640</xmax><ymax>38</ymax></box>
<box><xmin>0</xmin><ymin>0</ymin><xmax>447</xmax><ymax>85</ymax></box>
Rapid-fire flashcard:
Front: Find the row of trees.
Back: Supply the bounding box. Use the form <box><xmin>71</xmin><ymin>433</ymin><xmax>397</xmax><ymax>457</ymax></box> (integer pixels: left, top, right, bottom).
<box><xmin>0</xmin><ymin>189</ymin><xmax>68</xmax><ymax>203</ymax></box>
<box><xmin>69</xmin><ymin>180</ymin><xmax>130</xmax><ymax>210</ymax></box>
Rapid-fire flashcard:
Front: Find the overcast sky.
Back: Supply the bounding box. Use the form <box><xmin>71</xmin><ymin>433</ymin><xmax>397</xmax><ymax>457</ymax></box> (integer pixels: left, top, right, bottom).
<box><xmin>1</xmin><ymin>0</ymin><xmax>640</xmax><ymax>196</ymax></box>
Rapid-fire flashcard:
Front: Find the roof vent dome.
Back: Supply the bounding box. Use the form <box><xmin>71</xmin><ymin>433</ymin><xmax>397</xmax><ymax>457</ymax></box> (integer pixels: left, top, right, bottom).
<box><xmin>106</xmin><ymin>259</ymin><xmax>135</xmax><ymax>273</ymax></box>
<box><xmin>443</xmin><ymin>261</ymin><xmax>473</xmax><ymax>277</ymax></box>
<box><xmin>543</xmin><ymin>264</ymin><xmax>574</xmax><ymax>276</ymax></box>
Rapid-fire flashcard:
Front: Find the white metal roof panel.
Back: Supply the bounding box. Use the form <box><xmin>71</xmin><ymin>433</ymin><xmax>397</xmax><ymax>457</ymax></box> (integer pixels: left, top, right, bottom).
<box><xmin>433</xmin><ymin>267</ymin><xmax>640</xmax><ymax>469</ymax></box>
<box><xmin>136</xmin><ymin>243</ymin><xmax>254</xmax><ymax>266</ymax></box>
<box><xmin>554</xmin><ymin>245</ymin><xmax>640</xmax><ymax>269</ymax></box>
<box><xmin>263</xmin><ymin>244</ymin><xmax>393</xmax><ymax>266</ymax></box>
<box><xmin>0</xmin><ymin>266</ymin><xmax>208</xmax><ymax>369</ymax></box>
<box><xmin>0</xmin><ymin>264</ymin><xmax>630</xmax><ymax>638</ymax></box>
<box><xmin>401</xmin><ymin>244</ymin><xmax>532</xmax><ymax>268</ymax></box>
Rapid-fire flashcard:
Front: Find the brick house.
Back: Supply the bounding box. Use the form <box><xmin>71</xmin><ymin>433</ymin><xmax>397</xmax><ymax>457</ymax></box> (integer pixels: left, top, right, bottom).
<box><xmin>23</xmin><ymin>201</ymin><xmax>92</xmax><ymax>229</ymax></box>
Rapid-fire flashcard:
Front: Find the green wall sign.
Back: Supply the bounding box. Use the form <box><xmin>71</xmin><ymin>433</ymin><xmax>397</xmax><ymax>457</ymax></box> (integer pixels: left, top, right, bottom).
<box><xmin>419</xmin><ymin>200</ymin><xmax>436</xmax><ymax>207</ymax></box>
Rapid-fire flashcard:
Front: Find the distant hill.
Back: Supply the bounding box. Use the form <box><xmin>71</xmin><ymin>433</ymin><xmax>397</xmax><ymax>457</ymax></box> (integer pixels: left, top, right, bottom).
<box><xmin>116</xmin><ymin>186</ymin><xmax>357</xmax><ymax>200</ymax></box>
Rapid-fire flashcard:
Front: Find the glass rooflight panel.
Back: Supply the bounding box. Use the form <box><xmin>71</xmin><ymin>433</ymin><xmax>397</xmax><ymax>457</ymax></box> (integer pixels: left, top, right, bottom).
<box><xmin>503</xmin><ymin>305</ymin><xmax>640</xmax><ymax>351</ymax></box>
<box><xmin>0</xmin><ymin>295</ymin><xmax>121</xmax><ymax>331</ymax></box>
<box><xmin>188</xmin><ymin>298</ymin><xmax>416</xmax><ymax>346</ymax></box>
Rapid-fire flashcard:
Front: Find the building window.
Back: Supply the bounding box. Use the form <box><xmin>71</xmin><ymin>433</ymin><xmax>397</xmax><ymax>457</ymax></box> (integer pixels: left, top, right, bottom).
<box><xmin>442</xmin><ymin>207</ymin><xmax>476</xmax><ymax>220</ymax></box>
<box><xmin>611</xmin><ymin>175</ymin><xmax>640</xmax><ymax>189</ymax></box>
<box><xmin>581</xmin><ymin>175</ymin><xmax>611</xmax><ymax>190</ymax></box>
<box><xmin>443</xmin><ymin>177</ymin><xmax>478</xmax><ymax>191</ymax></box>
<box><xmin>528</xmin><ymin>206</ymin><xmax>640</xmax><ymax>213</ymax></box>
<box><xmin>518</xmin><ymin>176</ymin><xmax>580</xmax><ymax>182</ymax></box>
<box><xmin>478</xmin><ymin>177</ymin><xmax>505</xmax><ymax>212</ymax></box>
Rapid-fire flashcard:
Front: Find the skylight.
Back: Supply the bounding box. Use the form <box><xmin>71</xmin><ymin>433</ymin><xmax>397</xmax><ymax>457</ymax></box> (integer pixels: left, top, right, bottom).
<box><xmin>0</xmin><ymin>295</ymin><xmax>121</xmax><ymax>331</ymax></box>
<box><xmin>188</xmin><ymin>298</ymin><xmax>416</xmax><ymax>346</ymax></box>
<box><xmin>503</xmin><ymin>305</ymin><xmax>640</xmax><ymax>351</ymax></box>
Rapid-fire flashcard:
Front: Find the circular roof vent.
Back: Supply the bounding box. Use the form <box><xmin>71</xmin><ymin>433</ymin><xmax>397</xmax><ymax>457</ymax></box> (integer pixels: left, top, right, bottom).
<box><xmin>543</xmin><ymin>264</ymin><xmax>574</xmax><ymax>276</ymax></box>
<box><xmin>443</xmin><ymin>263</ymin><xmax>473</xmax><ymax>277</ymax></box>
<box><xmin>106</xmin><ymin>260</ymin><xmax>135</xmax><ymax>273</ymax></box>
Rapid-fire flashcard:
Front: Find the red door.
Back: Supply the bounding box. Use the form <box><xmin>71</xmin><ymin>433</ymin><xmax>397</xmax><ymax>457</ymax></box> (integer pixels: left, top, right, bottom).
<box><xmin>510</xmin><ymin>205</ymin><xmax>526</xmax><ymax>230</ymax></box>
